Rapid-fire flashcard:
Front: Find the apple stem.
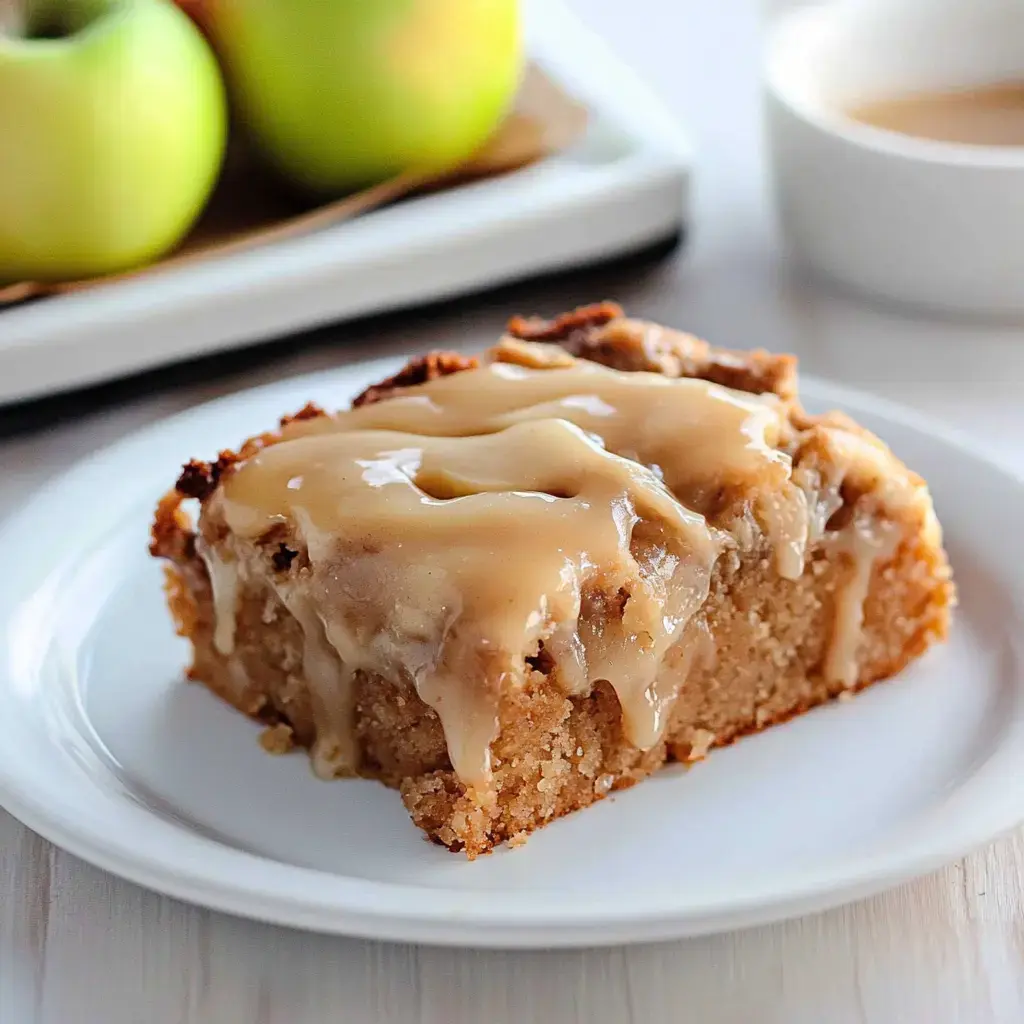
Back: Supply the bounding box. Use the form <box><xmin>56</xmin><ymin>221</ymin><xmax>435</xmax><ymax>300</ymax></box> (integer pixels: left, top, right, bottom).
<box><xmin>7</xmin><ymin>0</ymin><xmax>115</xmax><ymax>40</ymax></box>
<box><xmin>24</xmin><ymin>0</ymin><xmax>72</xmax><ymax>39</ymax></box>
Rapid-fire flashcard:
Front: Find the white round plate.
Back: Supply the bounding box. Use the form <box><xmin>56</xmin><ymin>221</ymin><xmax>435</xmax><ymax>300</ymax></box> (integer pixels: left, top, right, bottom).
<box><xmin>1</xmin><ymin>359</ymin><xmax>1022</xmax><ymax>948</ymax></box>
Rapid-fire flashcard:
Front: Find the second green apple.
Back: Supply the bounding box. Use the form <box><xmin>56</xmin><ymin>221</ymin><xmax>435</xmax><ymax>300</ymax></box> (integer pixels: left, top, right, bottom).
<box><xmin>206</xmin><ymin>0</ymin><xmax>523</xmax><ymax>194</ymax></box>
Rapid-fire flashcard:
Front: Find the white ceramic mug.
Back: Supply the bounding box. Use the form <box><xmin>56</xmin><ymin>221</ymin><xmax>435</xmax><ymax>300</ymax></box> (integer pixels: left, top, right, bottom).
<box><xmin>764</xmin><ymin>0</ymin><xmax>1024</xmax><ymax>317</ymax></box>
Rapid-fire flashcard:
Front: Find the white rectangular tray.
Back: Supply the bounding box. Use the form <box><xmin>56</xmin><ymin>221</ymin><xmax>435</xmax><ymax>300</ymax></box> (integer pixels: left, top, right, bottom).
<box><xmin>0</xmin><ymin>0</ymin><xmax>690</xmax><ymax>406</ymax></box>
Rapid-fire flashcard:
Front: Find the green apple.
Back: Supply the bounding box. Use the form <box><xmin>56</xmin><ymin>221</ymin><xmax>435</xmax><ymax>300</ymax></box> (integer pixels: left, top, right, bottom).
<box><xmin>0</xmin><ymin>0</ymin><xmax>227</xmax><ymax>281</ymax></box>
<box><xmin>206</xmin><ymin>0</ymin><xmax>522</xmax><ymax>194</ymax></box>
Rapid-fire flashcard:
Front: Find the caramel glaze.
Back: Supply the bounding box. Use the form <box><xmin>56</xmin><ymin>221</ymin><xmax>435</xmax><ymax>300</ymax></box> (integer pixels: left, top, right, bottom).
<box><xmin>199</xmin><ymin>343</ymin><xmax>920</xmax><ymax>788</ymax></box>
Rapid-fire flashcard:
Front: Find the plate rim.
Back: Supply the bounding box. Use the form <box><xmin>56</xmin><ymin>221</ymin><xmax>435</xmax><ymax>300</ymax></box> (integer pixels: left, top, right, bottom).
<box><xmin>1</xmin><ymin>362</ymin><xmax>1023</xmax><ymax>948</ymax></box>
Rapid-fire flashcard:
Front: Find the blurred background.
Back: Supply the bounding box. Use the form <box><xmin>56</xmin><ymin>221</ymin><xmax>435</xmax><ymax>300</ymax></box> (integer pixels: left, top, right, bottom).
<box><xmin>4</xmin><ymin>0</ymin><xmax>1022</xmax><ymax>460</ymax></box>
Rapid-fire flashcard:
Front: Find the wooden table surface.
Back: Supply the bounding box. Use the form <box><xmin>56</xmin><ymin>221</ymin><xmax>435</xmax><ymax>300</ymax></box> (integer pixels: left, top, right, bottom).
<box><xmin>4</xmin><ymin>2</ymin><xmax>1024</xmax><ymax>1021</ymax></box>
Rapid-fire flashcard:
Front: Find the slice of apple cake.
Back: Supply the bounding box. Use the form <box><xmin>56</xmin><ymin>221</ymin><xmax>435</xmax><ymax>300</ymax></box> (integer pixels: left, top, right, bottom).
<box><xmin>151</xmin><ymin>303</ymin><xmax>954</xmax><ymax>857</ymax></box>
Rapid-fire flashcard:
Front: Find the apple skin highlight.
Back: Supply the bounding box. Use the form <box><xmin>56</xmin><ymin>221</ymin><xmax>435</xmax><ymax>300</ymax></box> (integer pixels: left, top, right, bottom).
<box><xmin>0</xmin><ymin>0</ymin><xmax>227</xmax><ymax>282</ymax></box>
<box><xmin>206</xmin><ymin>0</ymin><xmax>523</xmax><ymax>194</ymax></box>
